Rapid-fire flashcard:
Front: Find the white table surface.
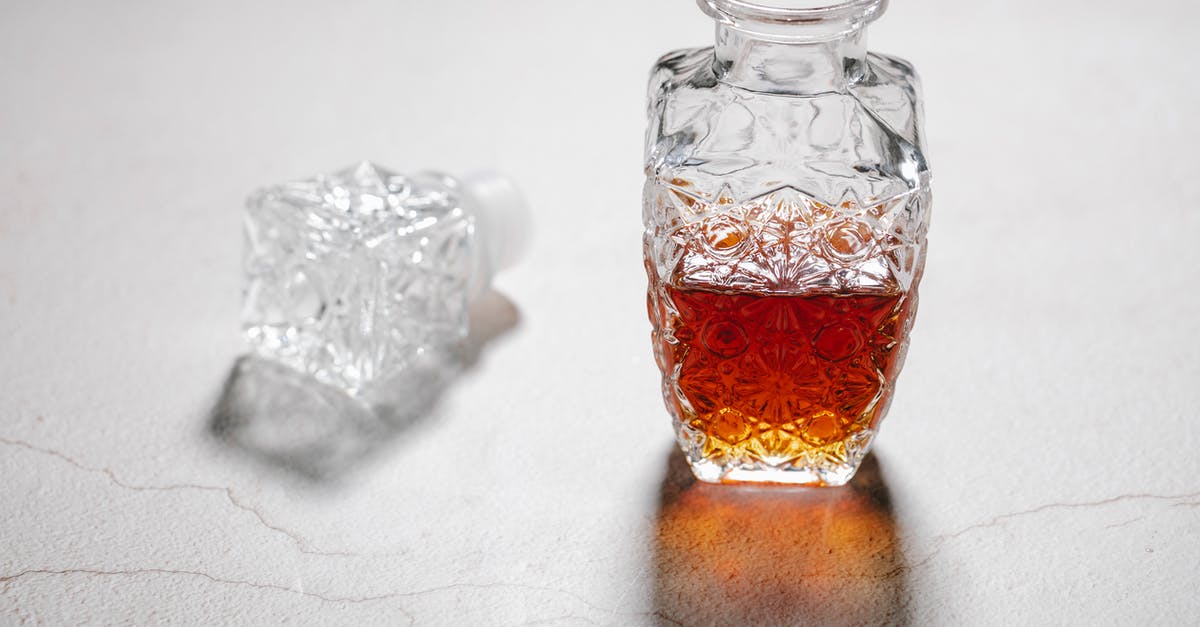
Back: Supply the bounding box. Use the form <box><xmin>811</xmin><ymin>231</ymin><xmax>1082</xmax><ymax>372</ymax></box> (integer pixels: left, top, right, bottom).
<box><xmin>3</xmin><ymin>0</ymin><xmax>1198</xmax><ymax>624</ymax></box>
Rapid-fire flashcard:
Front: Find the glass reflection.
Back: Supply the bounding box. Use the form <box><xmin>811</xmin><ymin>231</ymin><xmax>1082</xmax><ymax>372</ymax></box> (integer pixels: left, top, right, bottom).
<box><xmin>653</xmin><ymin>449</ymin><xmax>910</xmax><ymax>625</ymax></box>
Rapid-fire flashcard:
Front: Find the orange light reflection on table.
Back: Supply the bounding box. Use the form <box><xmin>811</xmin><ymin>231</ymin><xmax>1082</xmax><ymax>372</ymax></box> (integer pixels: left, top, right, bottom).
<box><xmin>653</xmin><ymin>451</ymin><xmax>910</xmax><ymax>625</ymax></box>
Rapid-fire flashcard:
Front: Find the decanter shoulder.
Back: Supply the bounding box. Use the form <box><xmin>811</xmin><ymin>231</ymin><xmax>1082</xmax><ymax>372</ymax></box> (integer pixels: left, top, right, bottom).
<box><xmin>853</xmin><ymin>52</ymin><xmax>929</xmax><ymax>163</ymax></box>
<box><xmin>647</xmin><ymin>47</ymin><xmax>717</xmax><ymax>105</ymax></box>
<box><xmin>643</xmin><ymin>48</ymin><xmax>930</xmax><ymax>199</ymax></box>
<box><xmin>644</xmin><ymin>48</ymin><xmax>721</xmax><ymax>172</ymax></box>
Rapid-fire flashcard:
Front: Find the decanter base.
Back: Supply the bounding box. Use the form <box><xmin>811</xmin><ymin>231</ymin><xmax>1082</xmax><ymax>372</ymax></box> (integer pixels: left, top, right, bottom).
<box><xmin>677</xmin><ymin>425</ymin><xmax>876</xmax><ymax>487</ymax></box>
<box><xmin>686</xmin><ymin>457</ymin><xmax>859</xmax><ymax>487</ymax></box>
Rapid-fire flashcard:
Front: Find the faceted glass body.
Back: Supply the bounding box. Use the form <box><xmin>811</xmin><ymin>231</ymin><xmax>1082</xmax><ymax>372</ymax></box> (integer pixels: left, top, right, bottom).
<box><xmin>644</xmin><ymin>1</ymin><xmax>931</xmax><ymax>485</ymax></box>
<box><xmin>243</xmin><ymin>162</ymin><xmax>477</xmax><ymax>395</ymax></box>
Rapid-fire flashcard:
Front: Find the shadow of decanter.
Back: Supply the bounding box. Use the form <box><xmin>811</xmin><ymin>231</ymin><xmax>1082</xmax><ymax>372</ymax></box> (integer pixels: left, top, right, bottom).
<box><xmin>208</xmin><ymin>290</ymin><xmax>519</xmax><ymax>484</ymax></box>
<box><xmin>652</xmin><ymin>448</ymin><xmax>911</xmax><ymax>626</ymax></box>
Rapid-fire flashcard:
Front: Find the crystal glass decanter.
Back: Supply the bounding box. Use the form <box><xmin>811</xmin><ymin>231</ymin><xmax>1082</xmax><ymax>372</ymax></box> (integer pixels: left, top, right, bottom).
<box><xmin>644</xmin><ymin>0</ymin><xmax>931</xmax><ymax>485</ymax></box>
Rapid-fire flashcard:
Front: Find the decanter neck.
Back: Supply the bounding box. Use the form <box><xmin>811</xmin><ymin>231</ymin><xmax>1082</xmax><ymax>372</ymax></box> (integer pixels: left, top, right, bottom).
<box><xmin>700</xmin><ymin>0</ymin><xmax>885</xmax><ymax>94</ymax></box>
<box><xmin>713</xmin><ymin>22</ymin><xmax>868</xmax><ymax>94</ymax></box>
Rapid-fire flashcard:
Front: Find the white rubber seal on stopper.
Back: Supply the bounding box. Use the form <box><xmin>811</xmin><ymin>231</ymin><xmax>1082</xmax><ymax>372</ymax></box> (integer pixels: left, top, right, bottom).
<box><xmin>462</xmin><ymin>171</ymin><xmax>531</xmax><ymax>275</ymax></box>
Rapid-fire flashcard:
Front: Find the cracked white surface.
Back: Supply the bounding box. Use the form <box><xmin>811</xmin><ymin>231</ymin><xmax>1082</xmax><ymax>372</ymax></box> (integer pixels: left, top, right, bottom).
<box><xmin>2</xmin><ymin>0</ymin><xmax>1199</xmax><ymax>624</ymax></box>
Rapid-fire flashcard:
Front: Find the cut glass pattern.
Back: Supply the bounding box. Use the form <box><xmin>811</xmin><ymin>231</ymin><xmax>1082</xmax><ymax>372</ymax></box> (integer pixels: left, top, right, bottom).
<box><xmin>243</xmin><ymin>162</ymin><xmax>477</xmax><ymax>394</ymax></box>
<box><xmin>643</xmin><ymin>7</ymin><xmax>932</xmax><ymax>485</ymax></box>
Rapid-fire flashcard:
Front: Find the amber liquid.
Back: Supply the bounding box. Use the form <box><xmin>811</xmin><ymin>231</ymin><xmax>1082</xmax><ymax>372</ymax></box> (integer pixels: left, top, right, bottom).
<box><xmin>658</xmin><ymin>285</ymin><xmax>913</xmax><ymax>468</ymax></box>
